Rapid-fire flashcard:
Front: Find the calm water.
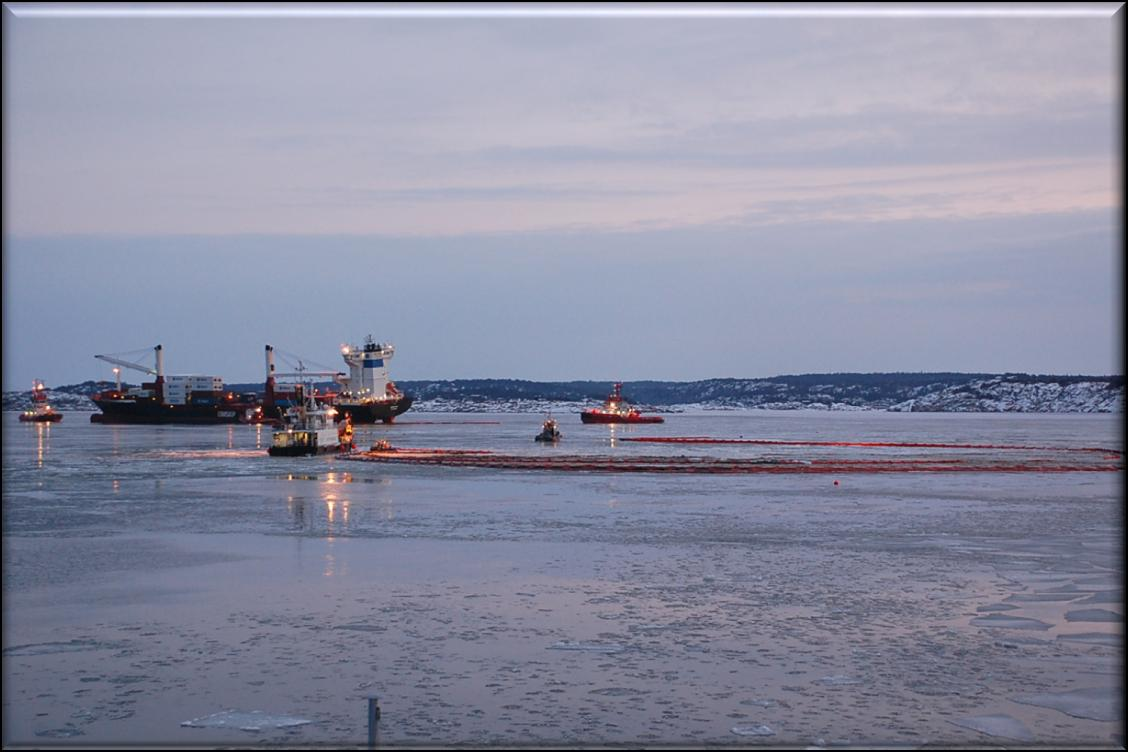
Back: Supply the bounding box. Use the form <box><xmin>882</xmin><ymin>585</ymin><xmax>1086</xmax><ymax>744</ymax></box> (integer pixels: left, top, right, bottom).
<box><xmin>4</xmin><ymin>410</ymin><xmax>1121</xmax><ymax>540</ymax></box>
<box><xmin>2</xmin><ymin>410</ymin><xmax>1123</xmax><ymax>747</ymax></box>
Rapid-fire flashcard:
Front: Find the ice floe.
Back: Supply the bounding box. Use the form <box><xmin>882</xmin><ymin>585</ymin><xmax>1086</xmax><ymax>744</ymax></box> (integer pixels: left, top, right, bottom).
<box><xmin>1056</xmin><ymin>633</ymin><xmax>1121</xmax><ymax>646</ymax></box>
<box><xmin>815</xmin><ymin>675</ymin><xmax>863</xmax><ymax>686</ymax></box>
<box><xmin>1011</xmin><ymin>687</ymin><xmax>1122</xmax><ymax>722</ymax></box>
<box><xmin>3</xmin><ymin>640</ymin><xmax>125</xmax><ymax>656</ymax></box>
<box><xmin>970</xmin><ymin>613</ymin><xmax>1053</xmax><ymax>630</ymax></box>
<box><xmin>1064</xmin><ymin>608</ymin><xmax>1122</xmax><ymax>623</ymax></box>
<box><xmin>181</xmin><ymin>709</ymin><xmax>313</xmax><ymax>731</ymax></box>
<box><xmin>731</xmin><ymin>723</ymin><xmax>775</xmax><ymax>736</ymax></box>
<box><xmin>547</xmin><ymin>640</ymin><xmax>625</xmax><ymax>653</ymax></box>
<box><xmin>948</xmin><ymin>713</ymin><xmax>1034</xmax><ymax>741</ymax></box>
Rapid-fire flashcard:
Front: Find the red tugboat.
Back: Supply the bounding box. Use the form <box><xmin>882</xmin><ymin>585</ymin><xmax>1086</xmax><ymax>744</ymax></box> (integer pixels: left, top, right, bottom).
<box><xmin>19</xmin><ymin>380</ymin><xmax>63</xmax><ymax>423</ymax></box>
<box><xmin>580</xmin><ymin>383</ymin><xmax>665</xmax><ymax>424</ymax></box>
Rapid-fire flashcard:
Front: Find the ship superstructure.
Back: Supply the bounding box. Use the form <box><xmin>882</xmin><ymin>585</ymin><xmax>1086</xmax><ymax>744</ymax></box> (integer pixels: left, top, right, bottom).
<box><xmin>333</xmin><ymin>335</ymin><xmax>413</xmax><ymax>423</ymax></box>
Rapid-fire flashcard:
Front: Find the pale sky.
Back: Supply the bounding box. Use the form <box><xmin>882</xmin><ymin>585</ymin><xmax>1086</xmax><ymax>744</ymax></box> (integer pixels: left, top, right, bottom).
<box><xmin>2</xmin><ymin>3</ymin><xmax>1122</xmax><ymax>389</ymax></box>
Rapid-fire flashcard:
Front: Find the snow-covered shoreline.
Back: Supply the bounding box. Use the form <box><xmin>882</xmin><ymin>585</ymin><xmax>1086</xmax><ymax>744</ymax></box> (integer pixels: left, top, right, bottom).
<box><xmin>5</xmin><ymin>375</ymin><xmax>1121</xmax><ymax>413</ymax></box>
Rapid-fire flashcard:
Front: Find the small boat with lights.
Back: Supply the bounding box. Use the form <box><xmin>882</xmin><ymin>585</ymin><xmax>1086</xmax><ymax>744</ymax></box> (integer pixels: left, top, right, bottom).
<box><xmin>535</xmin><ymin>416</ymin><xmax>562</xmax><ymax>442</ymax></box>
<box><xmin>268</xmin><ymin>378</ymin><xmax>346</xmax><ymax>457</ymax></box>
<box><xmin>580</xmin><ymin>383</ymin><xmax>665</xmax><ymax>425</ymax></box>
<box><xmin>19</xmin><ymin>380</ymin><xmax>64</xmax><ymax>423</ymax></box>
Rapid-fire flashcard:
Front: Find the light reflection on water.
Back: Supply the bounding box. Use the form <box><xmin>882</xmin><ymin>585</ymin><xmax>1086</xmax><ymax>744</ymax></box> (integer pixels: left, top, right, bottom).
<box><xmin>35</xmin><ymin>423</ymin><xmax>50</xmax><ymax>468</ymax></box>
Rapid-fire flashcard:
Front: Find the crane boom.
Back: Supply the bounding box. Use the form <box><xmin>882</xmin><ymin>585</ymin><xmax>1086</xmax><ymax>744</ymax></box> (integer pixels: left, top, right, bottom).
<box><xmin>94</xmin><ymin>354</ymin><xmax>157</xmax><ymax>376</ymax></box>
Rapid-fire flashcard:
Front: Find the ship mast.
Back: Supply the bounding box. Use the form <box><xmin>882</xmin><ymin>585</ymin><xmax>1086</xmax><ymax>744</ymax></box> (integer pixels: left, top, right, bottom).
<box><xmin>264</xmin><ymin>345</ymin><xmax>276</xmax><ymax>408</ymax></box>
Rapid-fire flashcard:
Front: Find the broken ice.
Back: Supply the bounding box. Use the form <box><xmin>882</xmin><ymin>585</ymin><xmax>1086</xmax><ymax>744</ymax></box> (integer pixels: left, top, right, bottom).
<box><xmin>181</xmin><ymin>710</ymin><xmax>313</xmax><ymax>732</ymax></box>
<box><xmin>732</xmin><ymin>724</ymin><xmax>775</xmax><ymax>736</ymax></box>
<box><xmin>548</xmin><ymin>640</ymin><xmax>624</xmax><ymax>653</ymax></box>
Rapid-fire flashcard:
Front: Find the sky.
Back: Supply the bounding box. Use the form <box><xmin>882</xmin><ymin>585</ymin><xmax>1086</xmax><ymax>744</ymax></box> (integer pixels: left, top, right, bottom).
<box><xmin>2</xmin><ymin>2</ymin><xmax>1123</xmax><ymax>389</ymax></box>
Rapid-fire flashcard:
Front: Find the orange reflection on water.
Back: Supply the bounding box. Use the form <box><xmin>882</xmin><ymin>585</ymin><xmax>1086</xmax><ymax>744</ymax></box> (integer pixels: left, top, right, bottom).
<box><xmin>150</xmin><ymin>449</ymin><xmax>262</xmax><ymax>460</ymax></box>
<box><xmin>35</xmin><ymin>423</ymin><xmax>50</xmax><ymax>467</ymax></box>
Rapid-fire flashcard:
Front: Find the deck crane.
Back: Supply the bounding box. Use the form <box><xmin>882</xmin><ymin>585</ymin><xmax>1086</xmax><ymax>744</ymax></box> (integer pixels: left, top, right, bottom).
<box><xmin>263</xmin><ymin>345</ymin><xmax>345</xmax><ymax>411</ymax></box>
<box><xmin>95</xmin><ymin>345</ymin><xmax>163</xmax><ymax>393</ymax></box>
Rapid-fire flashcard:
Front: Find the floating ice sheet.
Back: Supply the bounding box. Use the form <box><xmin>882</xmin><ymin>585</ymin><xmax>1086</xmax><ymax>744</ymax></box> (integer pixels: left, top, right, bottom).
<box><xmin>1056</xmin><ymin>632</ymin><xmax>1121</xmax><ymax>646</ymax></box>
<box><xmin>949</xmin><ymin>714</ymin><xmax>1034</xmax><ymax>741</ymax></box>
<box><xmin>1004</xmin><ymin>592</ymin><xmax>1084</xmax><ymax>603</ymax></box>
<box><xmin>732</xmin><ymin>724</ymin><xmax>775</xmax><ymax>736</ymax></box>
<box><xmin>1065</xmin><ymin>608</ymin><xmax>1122</xmax><ymax>623</ymax></box>
<box><xmin>816</xmin><ymin>675</ymin><xmax>863</xmax><ymax>686</ymax></box>
<box><xmin>181</xmin><ymin>710</ymin><xmax>313</xmax><ymax>732</ymax></box>
<box><xmin>1012</xmin><ymin>687</ymin><xmax>1122</xmax><ymax>722</ymax></box>
<box><xmin>628</xmin><ymin>622</ymin><xmax>678</xmax><ymax>633</ymax></box>
<box><xmin>3</xmin><ymin>639</ymin><xmax>126</xmax><ymax>656</ymax></box>
<box><xmin>548</xmin><ymin>640</ymin><xmax>624</xmax><ymax>653</ymax></box>
<box><xmin>331</xmin><ymin>623</ymin><xmax>387</xmax><ymax>632</ymax></box>
<box><xmin>34</xmin><ymin>727</ymin><xmax>84</xmax><ymax>738</ymax></box>
<box><xmin>970</xmin><ymin>614</ymin><xmax>1053</xmax><ymax>630</ymax></box>
<box><xmin>907</xmin><ymin>678</ymin><xmax>985</xmax><ymax>697</ymax></box>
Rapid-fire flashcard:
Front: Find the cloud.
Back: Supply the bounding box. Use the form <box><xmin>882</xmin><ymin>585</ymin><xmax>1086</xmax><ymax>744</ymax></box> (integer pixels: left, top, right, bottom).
<box><xmin>3</xmin><ymin>12</ymin><xmax>1119</xmax><ymax>236</ymax></box>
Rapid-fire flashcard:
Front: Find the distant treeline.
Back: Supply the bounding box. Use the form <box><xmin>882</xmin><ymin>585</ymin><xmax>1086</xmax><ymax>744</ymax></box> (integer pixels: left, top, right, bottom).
<box><xmin>198</xmin><ymin>372</ymin><xmax>1127</xmax><ymax>406</ymax></box>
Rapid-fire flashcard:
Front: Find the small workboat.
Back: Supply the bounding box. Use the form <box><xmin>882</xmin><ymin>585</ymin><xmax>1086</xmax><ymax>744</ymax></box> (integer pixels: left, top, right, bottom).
<box><xmin>535</xmin><ymin>416</ymin><xmax>562</xmax><ymax>442</ymax></box>
<box><xmin>268</xmin><ymin>381</ymin><xmax>347</xmax><ymax>457</ymax></box>
<box><xmin>19</xmin><ymin>380</ymin><xmax>63</xmax><ymax>423</ymax></box>
<box><xmin>580</xmin><ymin>383</ymin><xmax>664</xmax><ymax>424</ymax></box>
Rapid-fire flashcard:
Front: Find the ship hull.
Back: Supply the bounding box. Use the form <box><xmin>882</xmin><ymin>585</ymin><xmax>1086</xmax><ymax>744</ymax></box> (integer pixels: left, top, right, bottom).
<box><xmin>91</xmin><ymin>397</ymin><xmax>247</xmax><ymax>424</ymax></box>
<box><xmin>267</xmin><ymin>444</ymin><xmax>340</xmax><ymax>457</ymax></box>
<box><xmin>580</xmin><ymin>411</ymin><xmax>664</xmax><ymax>424</ymax></box>
<box><xmin>19</xmin><ymin>413</ymin><xmax>63</xmax><ymax>423</ymax></box>
<box><xmin>333</xmin><ymin>395</ymin><xmax>413</xmax><ymax>424</ymax></box>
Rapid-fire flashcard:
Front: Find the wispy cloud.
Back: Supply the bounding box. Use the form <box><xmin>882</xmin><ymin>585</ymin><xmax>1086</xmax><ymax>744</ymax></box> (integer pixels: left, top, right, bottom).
<box><xmin>4</xmin><ymin>12</ymin><xmax>1118</xmax><ymax>236</ymax></box>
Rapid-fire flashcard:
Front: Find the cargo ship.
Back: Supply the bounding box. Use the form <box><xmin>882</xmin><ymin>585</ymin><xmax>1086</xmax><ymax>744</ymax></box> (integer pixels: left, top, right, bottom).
<box><xmin>332</xmin><ymin>336</ymin><xmax>413</xmax><ymax>424</ymax></box>
<box><xmin>19</xmin><ymin>380</ymin><xmax>64</xmax><ymax>423</ymax></box>
<box><xmin>90</xmin><ymin>345</ymin><xmax>260</xmax><ymax>424</ymax></box>
<box><xmin>580</xmin><ymin>382</ymin><xmax>665</xmax><ymax>424</ymax></box>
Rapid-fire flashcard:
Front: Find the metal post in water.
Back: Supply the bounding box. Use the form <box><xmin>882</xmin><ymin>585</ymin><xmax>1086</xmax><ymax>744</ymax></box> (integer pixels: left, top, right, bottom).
<box><xmin>367</xmin><ymin>695</ymin><xmax>380</xmax><ymax>748</ymax></box>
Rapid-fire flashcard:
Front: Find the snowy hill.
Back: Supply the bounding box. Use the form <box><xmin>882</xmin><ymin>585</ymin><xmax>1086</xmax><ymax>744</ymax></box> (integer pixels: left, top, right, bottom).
<box><xmin>887</xmin><ymin>376</ymin><xmax>1122</xmax><ymax>413</ymax></box>
<box><xmin>5</xmin><ymin>374</ymin><xmax>1121</xmax><ymax>413</ymax></box>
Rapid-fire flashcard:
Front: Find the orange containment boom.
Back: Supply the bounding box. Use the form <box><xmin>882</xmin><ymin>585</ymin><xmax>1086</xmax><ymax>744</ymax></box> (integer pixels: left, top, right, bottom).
<box><xmin>341</xmin><ymin>446</ymin><xmax>1122</xmax><ymax>474</ymax></box>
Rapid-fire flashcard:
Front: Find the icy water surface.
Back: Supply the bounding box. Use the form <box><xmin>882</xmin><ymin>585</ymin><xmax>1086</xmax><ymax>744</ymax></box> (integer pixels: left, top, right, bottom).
<box><xmin>2</xmin><ymin>410</ymin><xmax>1123</xmax><ymax>747</ymax></box>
